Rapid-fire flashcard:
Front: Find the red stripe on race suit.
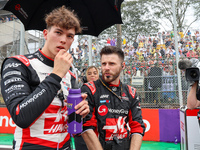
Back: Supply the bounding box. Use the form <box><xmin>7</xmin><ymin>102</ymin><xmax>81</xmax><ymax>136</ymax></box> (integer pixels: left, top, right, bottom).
<box><xmin>83</xmin><ymin>107</ymin><xmax>97</xmax><ymax>127</ymax></box>
<box><xmin>11</xmin><ymin>55</ymin><xmax>30</xmax><ymax>67</ymax></box>
<box><xmin>68</xmin><ymin>70</ymin><xmax>76</xmax><ymax>79</ymax></box>
<box><xmin>84</xmin><ymin>81</ymin><xmax>96</xmax><ymax>95</ymax></box>
<box><xmin>20</xmin><ymin>127</ymin><xmax>70</xmax><ymax>148</ymax></box>
<box><xmin>18</xmin><ymin>104</ymin><xmax>70</xmax><ymax>149</ymax></box>
<box><xmin>127</xmin><ymin>85</ymin><xmax>136</xmax><ymax>99</ymax></box>
<box><xmin>128</xmin><ymin>110</ymin><xmax>144</xmax><ymax>134</ymax></box>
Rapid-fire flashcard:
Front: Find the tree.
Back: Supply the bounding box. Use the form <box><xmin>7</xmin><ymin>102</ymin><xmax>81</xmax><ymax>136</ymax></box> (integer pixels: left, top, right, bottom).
<box><xmin>99</xmin><ymin>0</ymin><xmax>160</xmax><ymax>45</ymax></box>
<box><xmin>149</xmin><ymin>0</ymin><xmax>200</xmax><ymax>33</ymax></box>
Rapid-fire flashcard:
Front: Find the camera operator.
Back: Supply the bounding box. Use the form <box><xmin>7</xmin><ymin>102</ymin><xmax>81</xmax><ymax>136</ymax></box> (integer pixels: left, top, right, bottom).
<box><xmin>185</xmin><ymin>59</ymin><xmax>200</xmax><ymax>109</ymax></box>
<box><xmin>183</xmin><ymin>58</ymin><xmax>200</xmax><ymax>128</ymax></box>
<box><xmin>187</xmin><ymin>81</ymin><xmax>200</xmax><ymax>128</ymax></box>
<box><xmin>179</xmin><ymin>58</ymin><xmax>200</xmax><ymax>127</ymax></box>
<box><xmin>187</xmin><ymin>81</ymin><xmax>200</xmax><ymax>109</ymax></box>
<box><xmin>178</xmin><ymin>58</ymin><xmax>200</xmax><ymax>109</ymax></box>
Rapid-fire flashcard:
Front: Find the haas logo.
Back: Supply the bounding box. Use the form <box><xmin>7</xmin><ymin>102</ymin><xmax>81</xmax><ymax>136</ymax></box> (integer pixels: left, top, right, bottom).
<box><xmin>98</xmin><ymin>105</ymin><xmax>108</xmax><ymax>116</ymax></box>
<box><xmin>15</xmin><ymin>4</ymin><xmax>21</xmax><ymax>11</ymax></box>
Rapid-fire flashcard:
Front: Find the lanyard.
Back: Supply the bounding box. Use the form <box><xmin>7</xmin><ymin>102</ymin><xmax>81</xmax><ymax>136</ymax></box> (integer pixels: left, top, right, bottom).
<box><xmin>99</xmin><ymin>78</ymin><xmax>123</xmax><ymax>102</ymax></box>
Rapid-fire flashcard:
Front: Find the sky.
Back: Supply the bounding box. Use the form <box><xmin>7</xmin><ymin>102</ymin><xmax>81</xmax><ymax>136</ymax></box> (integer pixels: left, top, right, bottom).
<box><xmin>159</xmin><ymin>5</ymin><xmax>200</xmax><ymax>35</ymax></box>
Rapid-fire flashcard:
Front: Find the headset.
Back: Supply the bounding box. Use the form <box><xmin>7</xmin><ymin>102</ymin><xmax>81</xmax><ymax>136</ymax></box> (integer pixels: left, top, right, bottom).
<box><xmin>81</xmin><ymin>67</ymin><xmax>88</xmax><ymax>83</ymax></box>
<box><xmin>121</xmin><ymin>63</ymin><xmax>124</xmax><ymax>69</ymax></box>
<box><xmin>82</xmin><ymin>76</ymin><xmax>87</xmax><ymax>83</ymax></box>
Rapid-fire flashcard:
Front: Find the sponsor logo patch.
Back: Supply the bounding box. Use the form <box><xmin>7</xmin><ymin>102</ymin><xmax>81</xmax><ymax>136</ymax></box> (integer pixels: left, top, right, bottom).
<box><xmin>3</xmin><ymin>71</ymin><xmax>21</xmax><ymax>79</ymax></box>
<box><xmin>100</xmin><ymin>95</ymin><xmax>109</xmax><ymax>99</ymax></box>
<box><xmin>3</xmin><ymin>63</ymin><xmax>21</xmax><ymax>71</ymax></box>
<box><xmin>100</xmin><ymin>100</ymin><xmax>110</xmax><ymax>103</ymax></box>
<box><xmin>20</xmin><ymin>89</ymin><xmax>46</xmax><ymax>109</ymax></box>
<box><xmin>108</xmin><ymin>108</ymin><xmax>128</xmax><ymax>115</ymax></box>
<box><xmin>5</xmin><ymin>84</ymin><xmax>24</xmax><ymax>93</ymax></box>
<box><xmin>102</xmin><ymin>116</ymin><xmax>128</xmax><ymax>141</ymax></box>
<box><xmin>98</xmin><ymin>105</ymin><xmax>108</xmax><ymax>116</ymax></box>
<box><xmin>4</xmin><ymin>77</ymin><xmax>22</xmax><ymax>85</ymax></box>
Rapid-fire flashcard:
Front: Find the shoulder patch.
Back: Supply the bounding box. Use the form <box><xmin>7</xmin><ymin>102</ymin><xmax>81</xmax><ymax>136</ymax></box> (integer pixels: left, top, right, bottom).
<box><xmin>11</xmin><ymin>55</ymin><xmax>30</xmax><ymax>66</ymax></box>
<box><xmin>127</xmin><ymin>85</ymin><xmax>136</xmax><ymax>98</ymax></box>
<box><xmin>84</xmin><ymin>81</ymin><xmax>96</xmax><ymax>95</ymax></box>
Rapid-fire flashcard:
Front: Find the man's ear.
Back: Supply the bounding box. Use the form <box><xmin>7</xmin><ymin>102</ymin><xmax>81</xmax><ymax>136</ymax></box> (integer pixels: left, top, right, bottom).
<box><xmin>43</xmin><ymin>29</ymin><xmax>48</xmax><ymax>40</ymax></box>
<box><xmin>121</xmin><ymin>62</ymin><xmax>125</xmax><ymax>69</ymax></box>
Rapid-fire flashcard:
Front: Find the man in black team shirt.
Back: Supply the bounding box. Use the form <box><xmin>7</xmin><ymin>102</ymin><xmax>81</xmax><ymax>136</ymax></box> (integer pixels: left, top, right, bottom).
<box><xmin>1</xmin><ymin>6</ymin><xmax>89</xmax><ymax>150</ymax></box>
<box><xmin>81</xmin><ymin>46</ymin><xmax>145</xmax><ymax>150</ymax></box>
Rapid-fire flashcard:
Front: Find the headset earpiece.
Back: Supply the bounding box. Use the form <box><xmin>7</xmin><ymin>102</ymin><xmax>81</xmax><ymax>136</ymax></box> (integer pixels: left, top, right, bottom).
<box><xmin>82</xmin><ymin>76</ymin><xmax>87</xmax><ymax>83</ymax></box>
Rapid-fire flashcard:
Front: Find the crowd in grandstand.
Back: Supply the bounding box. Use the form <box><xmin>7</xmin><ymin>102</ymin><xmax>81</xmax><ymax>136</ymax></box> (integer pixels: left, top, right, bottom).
<box><xmin>71</xmin><ymin>30</ymin><xmax>199</xmax><ymax>78</ymax></box>
<box><xmin>1</xmin><ymin>14</ymin><xmax>197</xmax><ymax>104</ymax></box>
<box><xmin>69</xmin><ymin>30</ymin><xmax>200</xmax><ymax>104</ymax></box>
<box><xmin>0</xmin><ymin>14</ymin><xmax>17</xmax><ymax>23</ymax></box>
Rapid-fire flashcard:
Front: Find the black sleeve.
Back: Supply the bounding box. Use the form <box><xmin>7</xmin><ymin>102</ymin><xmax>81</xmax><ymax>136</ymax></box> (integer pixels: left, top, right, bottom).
<box><xmin>81</xmin><ymin>84</ymin><xmax>97</xmax><ymax>131</ymax></box>
<box><xmin>1</xmin><ymin>58</ymin><xmax>61</xmax><ymax>128</ymax></box>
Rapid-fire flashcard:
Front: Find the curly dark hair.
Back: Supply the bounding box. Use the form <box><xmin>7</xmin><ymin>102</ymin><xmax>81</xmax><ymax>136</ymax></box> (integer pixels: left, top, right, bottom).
<box><xmin>45</xmin><ymin>6</ymin><xmax>82</xmax><ymax>34</ymax></box>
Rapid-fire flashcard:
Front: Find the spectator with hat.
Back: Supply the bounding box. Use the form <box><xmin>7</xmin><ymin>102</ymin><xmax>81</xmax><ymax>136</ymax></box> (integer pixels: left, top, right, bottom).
<box><xmin>186</xmin><ymin>47</ymin><xmax>195</xmax><ymax>58</ymax></box>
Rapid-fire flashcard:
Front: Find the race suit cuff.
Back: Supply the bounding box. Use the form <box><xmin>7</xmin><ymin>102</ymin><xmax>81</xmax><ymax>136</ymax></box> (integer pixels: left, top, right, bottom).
<box><xmin>50</xmin><ymin>73</ymin><xmax>62</xmax><ymax>82</ymax></box>
<box><xmin>81</xmin><ymin>129</ymin><xmax>93</xmax><ymax>134</ymax></box>
<box><xmin>130</xmin><ymin>133</ymin><xmax>143</xmax><ymax>137</ymax></box>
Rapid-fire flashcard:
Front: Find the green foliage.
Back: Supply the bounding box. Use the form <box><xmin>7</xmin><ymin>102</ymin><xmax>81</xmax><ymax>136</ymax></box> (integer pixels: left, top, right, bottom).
<box><xmin>99</xmin><ymin>0</ymin><xmax>159</xmax><ymax>45</ymax></box>
<box><xmin>149</xmin><ymin>0</ymin><xmax>200</xmax><ymax>32</ymax></box>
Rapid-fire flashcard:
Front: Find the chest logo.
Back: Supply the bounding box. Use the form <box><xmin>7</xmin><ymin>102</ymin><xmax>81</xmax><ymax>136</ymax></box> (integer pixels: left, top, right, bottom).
<box><xmin>98</xmin><ymin>105</ymin><xmax>108</xmax><ymax>116</ymax></box>
<box><xmin>102</xmin><ymin>116</ymin><xmax>128</xmax><ymax>141</ymax></box>
<box><xmin>100</xmin><ymin>95</ymin><xmax>109</xmax><ymax>99</ymax></box>
<box><xmin>112</xmin><ymin>87</ymin><xmax>117</xmax><ymax>92</ymax></box>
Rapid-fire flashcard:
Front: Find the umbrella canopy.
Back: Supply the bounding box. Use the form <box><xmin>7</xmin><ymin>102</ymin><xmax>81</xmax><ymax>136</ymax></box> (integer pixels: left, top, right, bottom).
<box><xmin>3</xmin><ymin>0</ymin><xmax>123</xmax><ymax>36</ymax></box>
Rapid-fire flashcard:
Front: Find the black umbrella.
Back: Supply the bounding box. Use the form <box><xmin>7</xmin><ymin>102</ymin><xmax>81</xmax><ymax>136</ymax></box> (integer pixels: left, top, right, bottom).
<box><xmin>3</xmin><ymin>0</ymin><xmax>123</xmax><ymax>36</ymax></box>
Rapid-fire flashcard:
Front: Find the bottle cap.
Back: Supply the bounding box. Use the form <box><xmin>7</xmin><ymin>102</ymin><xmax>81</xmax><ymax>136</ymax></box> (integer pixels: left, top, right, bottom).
<box><xmin>69</xmin><ymin>88</ymin><xmax>81</xmax><ymax>94</ymax></box>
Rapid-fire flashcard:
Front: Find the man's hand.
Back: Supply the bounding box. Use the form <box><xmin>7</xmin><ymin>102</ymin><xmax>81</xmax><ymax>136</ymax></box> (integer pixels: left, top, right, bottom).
<box><xmin>75</xmin><ymin>93</ymin><xmax>89</xmax><ymax>118</ymax></box>
<box><xmin>52</xmin><ymin>49</ymin><xmax>73</xmax><ymax>78</ymax></box>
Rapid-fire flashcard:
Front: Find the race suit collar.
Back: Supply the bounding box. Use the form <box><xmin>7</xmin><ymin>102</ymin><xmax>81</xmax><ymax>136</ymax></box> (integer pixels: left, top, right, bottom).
<box><xmin>100</xmin><ymin>77</ymin><xmax>121</xmax><ymax>87</ymax></box>
<box><xmin>33</xmin><ymin>49</ymin><xmax>54</xmax><ymax>67</ymax></box>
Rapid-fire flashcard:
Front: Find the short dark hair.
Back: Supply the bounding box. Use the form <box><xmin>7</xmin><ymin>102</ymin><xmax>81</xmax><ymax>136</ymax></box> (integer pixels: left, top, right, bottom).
<box><xmin>100</xmin><ymin>46</ymin><xmax>124</xmax><ymax>61</ymax></box>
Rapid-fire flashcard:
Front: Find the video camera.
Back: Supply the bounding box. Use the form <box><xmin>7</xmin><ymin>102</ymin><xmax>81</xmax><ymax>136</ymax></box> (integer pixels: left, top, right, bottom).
<box><xmin>186</xmin><ymin>67</ymin><xmax>200</xmax><ymax>81</ymax></box>
<box><xmin>178</xmin><ymin>58</ymin><xmax>200</xmax><ymax>82</ymax></box>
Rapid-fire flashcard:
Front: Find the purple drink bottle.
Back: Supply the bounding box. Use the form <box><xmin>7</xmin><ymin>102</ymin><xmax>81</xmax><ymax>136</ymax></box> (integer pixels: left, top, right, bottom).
<box><xmin>67</xmin><ymin>88</ymin><xmax>82</xmax><ymax>134</ymax></box>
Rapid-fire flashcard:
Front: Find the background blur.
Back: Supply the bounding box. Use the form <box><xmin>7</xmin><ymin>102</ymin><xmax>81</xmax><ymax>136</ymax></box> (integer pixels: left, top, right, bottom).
<box><xmin>1</xmin><ymin>0</ymin><xmax>200</xmax><ymax>109</ymax></box>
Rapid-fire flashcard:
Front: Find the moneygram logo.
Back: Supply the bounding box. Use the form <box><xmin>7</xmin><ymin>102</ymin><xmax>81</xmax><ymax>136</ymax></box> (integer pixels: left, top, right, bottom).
<box><xmin>98</xmin><ymin>105</ymin><xmax>108</xmax><ymax>116</ymax></box>
<box><xmin>108</xmin><ymin>108</ymin><xmax>128</xmax><ymax>115</ymax></box>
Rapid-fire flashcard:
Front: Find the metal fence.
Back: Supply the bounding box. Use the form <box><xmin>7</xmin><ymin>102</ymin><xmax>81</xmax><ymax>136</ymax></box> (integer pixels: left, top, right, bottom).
<box><xmin>73</xmin><ymin>56</ymin><xmax>188</xmax><ymax>109</ymax></box>
<box><xmin>0</xmin><ymin>14</ymin><xmax>196</xmax><ymax>109</ymax></box>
